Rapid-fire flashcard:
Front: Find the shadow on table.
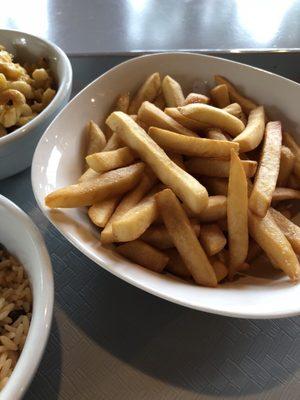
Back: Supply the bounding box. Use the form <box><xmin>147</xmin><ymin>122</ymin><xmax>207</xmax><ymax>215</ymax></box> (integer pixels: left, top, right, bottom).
<box><xmin>54</xmin><ymin>251</ymin><xmax>300</xmax><ymax>398</ymax></box>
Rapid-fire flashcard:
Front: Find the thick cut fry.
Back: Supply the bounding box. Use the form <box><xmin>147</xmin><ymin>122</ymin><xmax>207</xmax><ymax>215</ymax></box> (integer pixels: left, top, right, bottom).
<box><xmin>249</xmin><ymin>121</ymin><xmax>282</xmax><ymax>217</ymax></box>
<box><xmin>162</xmin><ymin>75</ymin><xmax>185</xmax><ymax>107</ymax></box>
<box><xmin>272</xmin><ymin>188</ymin><xmax>300</xmax><ymax>202</ymax></box>
<box><xmin>201</xmin><ymin>177</ymin><xmax>228</xmax><ymax>196</ymax></box>
<box><xmin>233</xmin><ymin>106</ymin><xmax>265</xmax><ymax>152</ymax></box>
<box><xmin>248</xmin><ymin>209</ymin><xmax>300</xmax><ymax>280</ymax></box>
<box><xmin>210</xmin><ymin>84</ymin><xmax>230</xmax><ymax>108</ymax></box>
<box><xmin>215</xmin><ymin>75</ymin><xmax>257</xmax><ymax>115</ymax></box>
<box><xmin>112</xmin><ymin>194</ymin><xmax>158</xmax><ymax>242</ymax></box>
<box><xmin>164</xmin><ymin>107</ymin><xmax>209</xmax><ymax>131</ymax></box>
<box><xmin>128</xmin><ymin>72</ymin><xmax>161</xmax><ymax>114</ymax></box>
<box><xmin>186</xmin><ymin>158</ymin><xmax>257</xmax><ymax>178</ymax></box>
<box><xmin>223</xmin><ymin>103</ymin><xmax>243</xmax><ymax>118</ymax></box>
<box><xmin>141</xmin><ymin>221</ymin><xmax>200</xmax><ymax>249</ymax></box>
<box><xmin>115</xmin><ymin>93</ymin><xmax>130</xmax><ymax>113</ymax></box>
<box><xmin>86</xmin><ymin>121</ymin><xmax>107</xmax><ymax>156</ymax></box>
<box><xmin>148</xmin><ymin>127</ymin><xmax>239</xmax><ymax>159</ymax></box>
<box><xmin>186</xmin><ymin>195</ymin><xmax>227</xmax><ymax>222</ymax></box>
<box><xmin>207</xmin><ymin>129</ymin><xmax>229</xmax><ymax>141</ymax></box>
<box><xmin>117</xmin><ymin>240</ymin><xmax>169</xmax><ymax>273</ymax></box>
<box><xmin>78</xmin><ymin>168</ymin><xmax>100</xmax><ymax>182</ymax></box>
<box><xmin>211</xmin><ymin>259</ymin><xmax>228</xmax><ymax>282</ymax></box>
<box><xmin>282</xmin><ymin>132</ymin><xmax>300</xmax><ymax>178</ymax></box>
<box><xmin>153</xmin><ymin>91</ymin><xmax>166</xmax><ymax>110</ymax></box>
<box><xmin>88</xmin><ymin>196</ymin><xmax>120</xmax><ymax>228</ymax></box>
<box><xmin>137</xmin><ymin>101</ymin><xmax>198</xmax><ymax>136</ymax></box>
<box><xmin>184</xmin><ymin>93</ymin><xmax>210</xmax><ymax>105</ymax></box>
<box><xmin>269</xmin><ymin>208</ymin><xmax>300</xmax><ymax>254</ymax></box>
<box><xmin>103</xmin><ymin>132</ymin><xmax>123</xmax><ymax>151</ymax></box>
<box><xmin>156</xmin><ymin>189</ymin><xmax>218</xmax><ymax>287</ymax></box>
<box><xmin>45</xmin><ymin>162</ymin><xmax>144</xmax><ymax>208</ymax></box>
<box><xmin>199</xmin><ymin>224</ymin><xmax>227</xmax><ymax>256</ymax></box>
<box><xmin>100</xmin><ymin>169</ymin><xmax>157</xmax><ymax>243</ymax></box>
<box><xmin>165</xmin><ymin>249</ymin><xmax>191</xmax><ymax>279</ymax></box>
<box><xmin>277</xmin><ymin>146</ymin><xmax>296</xmax><ymax>186</ymax></box>
<box><xmin>228</xmin><ymin>150</ymin><xmax>248</xmax><ymax>275</ymax></box>
<box><xmin>86</xmin><ymin>147</ymin><xmax>137</xmax><ymax>173</ymax></box>
<box><xmin>106</xmin><ymin>112</ymin><xmax>209</xmax><ymax>214</ymax></box>
<box><xmin>178</xmin><ymin>104</ymin><xmax>245</xmax><ymax>136</ymax></box>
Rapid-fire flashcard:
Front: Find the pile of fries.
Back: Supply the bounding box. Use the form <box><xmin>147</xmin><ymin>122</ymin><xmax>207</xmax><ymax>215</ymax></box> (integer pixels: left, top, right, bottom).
<box><xmin>45</xmin><ymin>72</ymin><xmax>300</xmax><ymax>287</ymax></box>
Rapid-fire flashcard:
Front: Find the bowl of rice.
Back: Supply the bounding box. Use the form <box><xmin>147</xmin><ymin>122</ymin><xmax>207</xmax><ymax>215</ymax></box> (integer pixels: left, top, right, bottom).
<box><xmin>0</xmin><ymin>195</ymin><xmax>53</xmax><ymax>399</ymax></box>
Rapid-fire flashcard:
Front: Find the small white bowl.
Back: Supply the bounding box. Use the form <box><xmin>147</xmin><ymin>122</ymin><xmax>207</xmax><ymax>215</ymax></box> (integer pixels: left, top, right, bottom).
<box><xmin>0</xmin><ymin>29</ymin><xmax>72</xmax><ymax>180</ymax></box>
<box><xmin>0</xmin><ymin>195</ymin><xmax>54</xmax><ymax>400</ymax></box>
<box><xmin>32</xmin><ymin>52</ymin><xmax>300</xmax><ymax>319</ymax></box>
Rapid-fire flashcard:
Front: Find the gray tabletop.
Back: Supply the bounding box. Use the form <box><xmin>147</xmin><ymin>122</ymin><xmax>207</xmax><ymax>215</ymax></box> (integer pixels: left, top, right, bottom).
<box><xmin>1</xmin><ymin>53</ymin><xmax>300</xmax><ymax>399</ymax></box>
<box><xmin>2</xmin><ymin>0</ymin><xmax>300</xmax><ymax>55</ymax></box>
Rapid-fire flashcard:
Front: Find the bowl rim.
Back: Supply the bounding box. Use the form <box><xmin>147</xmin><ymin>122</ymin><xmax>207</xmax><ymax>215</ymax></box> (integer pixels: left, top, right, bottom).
<box><xmin>0</xmin><ymin>28</ymin><xmax>72</xmax><ymax>147</ymax></box>
<box><xmin>0</xmin><ymin>194</ymin><xmax>54</xmax><ymax>400</ymax></box>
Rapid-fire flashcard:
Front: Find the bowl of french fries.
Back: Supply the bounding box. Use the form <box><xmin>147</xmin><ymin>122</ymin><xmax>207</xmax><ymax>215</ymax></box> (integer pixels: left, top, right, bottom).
<box><xmin>0</xmin><ymin>29</ymin><xmax>72</xmax><ymax>179</ymax></box>
<box><xmin>32</xmin><ymin>52</ymin><xmax>300</xmax><ymax>318</ymax></box>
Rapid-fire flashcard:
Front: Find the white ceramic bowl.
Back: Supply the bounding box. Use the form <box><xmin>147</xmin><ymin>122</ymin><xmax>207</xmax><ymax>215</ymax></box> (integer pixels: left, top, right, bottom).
<box><xmin>32</xmin><ymin>52</ymin><xmax>300</xmax><ymax>319</ymax></box>
<box><xmin>0</xmin><ymin>195</ymin><xmax>54</xmax><ymax>399</ymax></box>
<box><xmin>0</xmin><ymin>29</ymin><xmax>72</xmax><ymax>180</ymax></box>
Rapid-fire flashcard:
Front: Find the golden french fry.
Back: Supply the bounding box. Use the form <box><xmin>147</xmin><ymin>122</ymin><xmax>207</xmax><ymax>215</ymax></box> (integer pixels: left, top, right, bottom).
<box><xmin>128</xmin><ymin>72</ymin><xmax>161</xmax><ymax>114</ymax></box>
<box><xmin>186</xmin><ymin>157</ymin><xmax>257</xmax><ymax>178</ymax></box>
<box><xmin>248</xmin><ymin>209</ymin><xmax>300</xmax><ymax>280</ymax></box>
<box><xmin>86</xmin><ymin>147</ymin><xmax>137</xmax><ymax>173</ymax></box>
<box><xmin>272</xmin><ymin>188</ymin><xmax>300</xmax><ymax>202</ymax></box>
<box><xmin>88</xmin><ymin>196</ymin><xmax>120</xmax><ymax>228</ymax></box>
<box><xmin>215</xmin><ymin>75</ymin><xmax>257</xmax><ymax>115</ymax></box>
<box><xmin>223</xmin><ymin>103</ymin><xmax>243</xmax><ymax>118</ymax></box>
<box><xmin>233</xmin><ymin>106</ymin><xmax>265</xmax><ymax>152</ymax></box>
<box><xmin>78</xmin><ymin>168</ymin><xmax>100</xmax><ymax>183</ymax></box>
<box><xmin>228</xmin><ymin>150</ymin><xmax>248</xmax><ymax>275</ymax></box>
<box><xmin>269</xmin><ymin>208</ymin><xmax>300</xmax><ymax>254</ymax></box>
<box><xmin>86</xmin><ymin>120</ymin><xmax>107</xmax><ymax>156</ymax></box>
<box><xmin>211</xmin><ymin>259</ymin><xmax>228</xmax><ymax>282</ymax></box>
<box><xmin>207</xmin><ymin>128</ymin><xmax>230</xmax><ymax>141</ymax></box>
<box><xmin>100</xmin><ymin>169</ymin><xmax>157</xmax><ymax>243</ymax></box>
<box><xmin>45</xmin><ymin>162</ymin><xmax>144</xmax><ymax>208</ymax></box>
<box><xmin>106</xmin><ymin>112</ymin><xmax>209</xmax><ymax>214</ymax></box>
<box><xmin>153</xmin><ymin>91</ymin><xmax>166</xmax><ymax>110</ymax></box>
<box><xmin>164</xmin><ymin>107</ymin><xmax>209</xmax><ymax>131</ymax></box>
<box><xmin>210</xmin><ymin>84</ymin><xmax>230</xmax><ymax>108</ymax></box>
<box><xmin>199</xmin><ymin>224</ymin><xmax>227</xmax><ymax>256</ymax></box>
<box><xmin>249</xmin><ymin>121</ymin><xmax>282</xmax><ymax>217</ymax></box>
<box><xmin>168</xmin><ymin>153</ymin><xmax>186</xmax><ymax>170</ymax></box>
<box><xmin>246</xmin><ymin>239</ymin><xmax>262</xmax><ymax>263</ymax></box>
<box><xmin>184</xmin><ymin>93</ymin><xmax>210</xmax><ymax>105</ymax></box>
<box><xmin>201</xmin><ymin>177</ymin><xmax>228</xmax><ymax>196</ymax></box>
<box><xmin>277</xmin><ymin>146</ymin><xmax>296</xmax><ymax>187</ymax></box>
<box><xmin>117</xmin><ymin>240</ymin><xmax>169</xmax><ymax>272</ymax></box>
<box><xmin>115</xmin><ymin>93</ymin><xmax>130</xmax><ymax>113</ymax></box>
<box><xmin>138</xmin><ymin>101</ymin><xmax>198</xmax><ymax>136</ymax></box>
<box><xmin>288</xmin><ymin>174</ymin><xmax>300</xmax><ymax>190</ymax></box>
<box><xmin>162</xmin><ymin>75</ymin><xmax>185</xmax><ymax>107</ymax></box>
<box><xmin>186</xmin><ymin>195</ymin><xmax>227</xmax><ymax>222</ymax></box>
<box><xmin>178</xmin><ymin>103</ymin><xmax>245</xmax><ymax>137</ymax></box>
<box><xmin>165</xmin><ymin>248</ymin><xmax>191</xmax><ymax>279</ymax></box>
<box><xmin>156</xmin><ymin>189</ymin><xmax>218</xmax><ymax>287</ymax></box>
<box><xmin>103</xmin><ymin>132</ymin><xmax>123</xmax><ymax>151</ymax></box>
<box><xmin>141</xmin><ymin>221</ymin><xmax>200</xmax><ymax>249</ymax></box>
<box><xmin>282</xmin><ymin>132</ymin><xmax>300</xmax><ymax>179</ymax></box>
<box><xmin>148</xmin><ymin>127</ymin><xmax>239</xmax><ymax>159</ymax></box>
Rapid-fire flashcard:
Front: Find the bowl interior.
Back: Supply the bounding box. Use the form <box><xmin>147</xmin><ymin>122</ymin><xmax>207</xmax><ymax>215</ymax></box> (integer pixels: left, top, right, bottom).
<box><xmin>32</xmin><ymin>52</ymin><xmax>300</xmax><ymax>319</ymax></box>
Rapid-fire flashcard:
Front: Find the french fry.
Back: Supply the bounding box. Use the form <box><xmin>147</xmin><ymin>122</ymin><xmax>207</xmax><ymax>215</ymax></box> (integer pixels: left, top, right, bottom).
<box><xmin>86</xmin><ymin>121</ymin><xmax>107</xmax><ymax>156</ymax></box>
<box><xmin>165</xmin><ymin>248</ymin><xmax>191</xmax><ymax>279</ymax></box>
<box><xmin>164</xmin><ymin>107</ymin><xmax>209</xmax><ymax>131</ymax></box>
<box><xmin>207</xmin><ymin>128</ymin><xmax>230</xmax><ymax>141</ymax></box>
<box><xmin>228</xmin><ymin>150</ymin><xmax>248</xmax><ymax>275</ymax></box>
<box><xmin>215</xmin><ymin>75</ymin><xmax>257</xmax><ymax>115</ymax></box>
<box><xmin>100</xmin><ymin>169</ymin><xmax>157</xmax><ymax>243</ymax></box>
<box><xmin>115</xmin><ymin>93</ymin><xmax>130</xmax><ymax>113</ymax></box>
<box><xmin>288</xmin><ymin>174</ymin><xmax>300</xmax><ymax>190</ymax></box>
<box><xmin>211</xmin><ymin>259</ymin><xmax>228</xmax><ymax>282</ymax></box>
<box><xmin>156</xmin><ymin>189</ymin><xmax>218</xmax><ymax>287</ymax></box>
<box><xmin>138</xmin><ymin>101</ymin><xmax>198</xmax><ymax>136</ymax></box>
<box><xmin>106</xmin><ymin>112</ymin><xmax>209</xmax><ymax>214</ymax></box>
<box><xmin>233</xmin><ymin>106</ymin><xmax>265</xmax><ymax>152</ymax></box>
<box><xmin>184</xmin><ymin>93</ymin><xmax>210</xmax><ymax>105</ymax></box>
<box><xmin>186</xmin><ymin>158</ymin><xmax>257</xmax><ymax>178</ymax></box>
<box><xmin>282</xmin><ymin>132</ymin><xmax>300</xmax><ymax>178</ymax></box>
<box><xmin>117</xmin><ymin>240</ymin><xmax>169</xmax><ymax>272</ymax></box>
<box><xmin>199</xmin><ymin>224</ymin><xmax>227</xmax><ymax>256</ymax></box>
<box><xmin>201</xmin><ymin>177</ymin><xmax>228</xmax><ymax>196</ymax></box>
<box><xmin>86</xmin><ymin>147</ymin><xmax>137</xmax><ymax>173</ymax></box>
<box><xmin>178</xmin><ymin>104</ymin><xmax>245</xmax><ymax>136</ymax></box>
<box><xmin>78</xmin><ymin>168</ymin><xmax>100</xmax><ymax>183</ymax></box>
<box><xmin>128</xmin><ymin>72</ymin><xmax>161</xmax><ymax>114</ymax></box>
<box><xmin>248</xmin><ymin>209</ymin><xmax>300</xmax><ymax>280</ymax></box>
<box><xmin>88</xmin><ymin>196</ymin><xmax>120</xmax><ymax>227</ymax></box>
<box><xmin>249</xmin><ymin>121</ymin><xmax>282</xmax><ymax>217</ymax></box>
<box><xmin>272</xmin><ymin>188</ymin><xmax>300</xmax><ymax>202</ymax></box>
<box><xmin>162</xmin><ymin>75</ymin><xmax>185</xmax><ymax>107</ymax></box>
<box><xmin>246</xmin><ymin>239</ymin><xmax>262</xmax><ymax>263</ymax></box>
<box><xmin>269</xmin><ymin>208</ymin><xmax>300</xmax><ymax>254</ymax></box>
<box><xmin>103</xmin><ymin>132</ymin><xmax>123</xmax><ymax>151</ymax></box>
<box><xmin>217</xmin><ymin>218</ymin><xmax>228</xmax><ymax>231</ymax></box>
<box><xmin>277</xmin><ymin>146</ymin><xmax>296</xmax><ymax>186</ymax></box>
<box><xmin>148</xmin><ymin>127</ymin><xmax>239</xmax><ymax>159</ymax></box>
<box><xmin>223</xmin><ymin>103</ymin><xmax>243</xmax><ymax>118</ymax></box>
<box><xmin>153</xmin><ymin>91</ymin><xmax>166</xmax><ymax>110</ymax></box>
<box><xmin>210</xmin><ymin>84</ymin><xmax>230</xmax><ymax>108</ymax></box>
<box><xmin>186</xmin><ymin>195</ymin><xmax>227</xmax><ymax>222</ymax></box>
<box><xmin>141</xmin><ymin>221</ymin><xmax>200</xmax><ymax>249</ymax></box>
<box><xmin>45</xmin><ymin>162</ymin><xmax>144</xmax><ymax>208</ymax></box>
<box><xmin>168</xmin><ymin>153</ymin><xmax>186</xmax><ymax>170</ymax></box>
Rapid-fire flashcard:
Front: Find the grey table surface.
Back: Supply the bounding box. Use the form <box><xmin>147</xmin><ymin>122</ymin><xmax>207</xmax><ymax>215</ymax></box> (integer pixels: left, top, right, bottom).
<box><xmin>2</xmin><ymin>0</ymin><xmax>300</xmax><ymax>55</ymax></box>
<box><xmin>2</xmin><ymin>53</ymin><xmax>300</xmax><ymax>399</ymax></box>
